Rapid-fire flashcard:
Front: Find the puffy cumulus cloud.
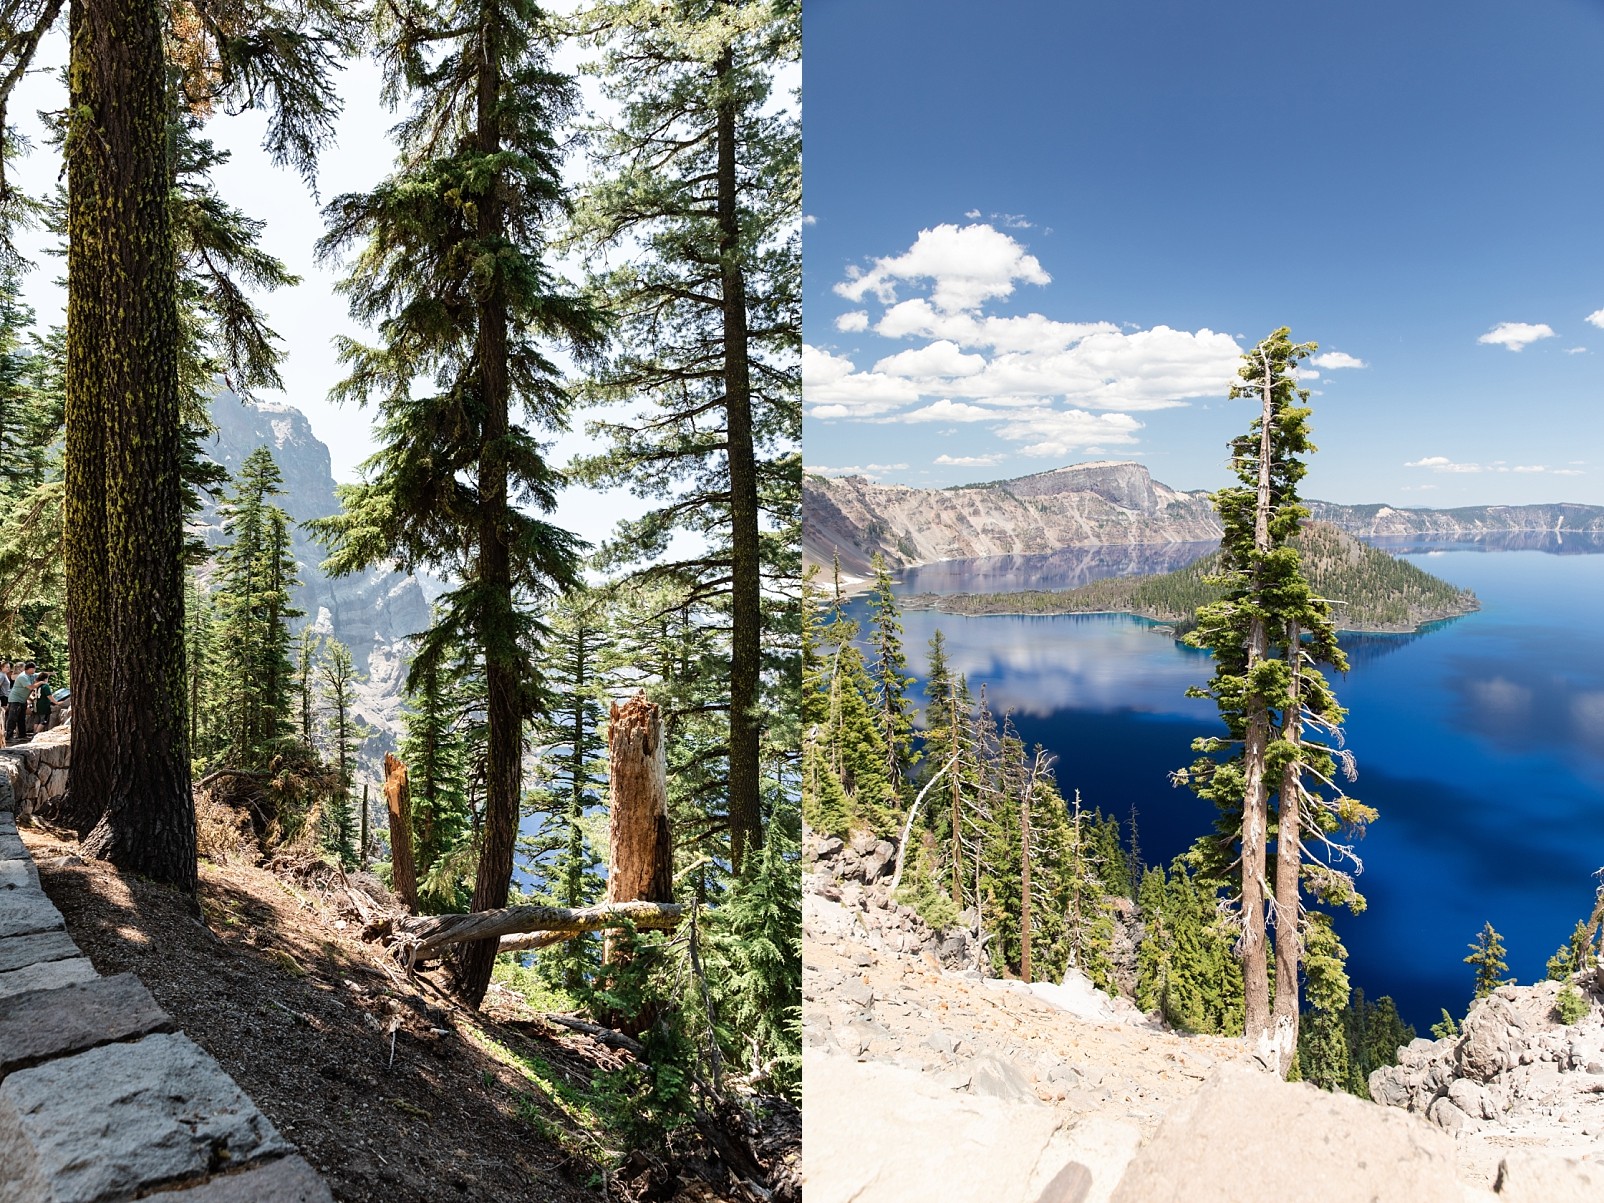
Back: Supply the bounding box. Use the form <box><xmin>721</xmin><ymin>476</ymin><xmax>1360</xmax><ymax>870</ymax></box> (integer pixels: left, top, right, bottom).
<box><xmin>835</xmin><ymin>223</ymin><xmax>1050</xmax><ymax>314</ymax></box>
<box><xmin>995</xmin><ymin>408</ymin><xmax>1143</xmax><ymax>457</ymax></box>
<box><xmin>803</xmin><ymin>344</ymin><xmax>921</xmax><ymax>418</ymax></box>
<box><xmin>893</xmin><ymin>399</ymin><xmax>999</xmax><ymax>423</ymax></box>
<box><xmin>959</xmin><ymin>325</ymin><xmax>1241</xmax><ymax>411</ymax></box>
<box><xmin>877</xmin><ymin>298</ymin><xmax>1119</xmax><ymax>353</ymax></box>
<box><xmin>873</xmin><ymin>339</ymin><xmax>988</xmax><ymax>380</ymax></box>
<box><xmin>835</xmin><ymin>310</ymin><xmax>869</xmax><ymax>332</ymax></box>
<box><xmin>1477</xmin><ymin>322</ymin><xmax>1556</xmax><ymax>351</ymax></box>
<box><xmin>1587</xmin><ymin>309</ymin><xmax>1604</xmax><ymax>328</ymax></box>
<box><xmin>935</xmin><ymin>453</ymin><xmax>1004</xmax><ymax>466</ymax></box>
<box><xmin>1293</xmin><ymin>367</ymin><xmax>1321</xmax><ymax>381</ymax></box>
<box><xmin>1310</xmin><ymin>350</ymin><xmax>1367</xmax><ymax>370</ymax></box>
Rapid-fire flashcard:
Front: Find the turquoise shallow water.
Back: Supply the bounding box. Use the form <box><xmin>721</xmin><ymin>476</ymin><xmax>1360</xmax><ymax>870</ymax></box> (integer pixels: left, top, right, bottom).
<box><xmin>847</xmin><ymin>537</ymin><xmax>1604</xmax><ymax>1029</ymax></box>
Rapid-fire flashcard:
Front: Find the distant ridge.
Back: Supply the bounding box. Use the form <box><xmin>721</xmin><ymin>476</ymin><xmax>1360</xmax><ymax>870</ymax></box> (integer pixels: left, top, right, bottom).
<box><xmin>804</xmin><ymin>461</ymin><xmax>1604</xmax><ymax>576</ymax></box>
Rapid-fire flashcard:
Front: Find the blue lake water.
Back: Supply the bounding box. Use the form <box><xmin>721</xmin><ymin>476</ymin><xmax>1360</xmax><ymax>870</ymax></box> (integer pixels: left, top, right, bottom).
<box><xmin>845</xmin><ymin>534</ymin><xmax>1604</xmax><ymax>1030</ymax></box>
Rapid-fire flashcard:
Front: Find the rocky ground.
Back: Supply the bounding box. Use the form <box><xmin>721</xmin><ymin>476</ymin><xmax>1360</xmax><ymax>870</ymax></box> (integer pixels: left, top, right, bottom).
<box><xmin>1371</xmin><ymin>975</ymin><xmax>1604</xmax><ymax>1186</ymax></box>
<box><xmin>802</xmin><ymin>828</ymin><xmax>1604</xmax><ymax>1202</ymax></box>
<box><xmin>18</xmin><ymin>818</ymin><xmax>797</xmax><ymax>1203</ymax></box>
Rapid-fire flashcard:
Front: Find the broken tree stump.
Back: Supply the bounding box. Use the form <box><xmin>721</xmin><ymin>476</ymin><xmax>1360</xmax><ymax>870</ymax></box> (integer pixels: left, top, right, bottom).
<box><xmin>383</xmin><ymin>753</ymin><xmax>417</xmax><ymax>912</ymax></box>
<box><xmin>604</xmin><ymin>692</ymin><xmax>674</xmax><ymax>968</ymax></box>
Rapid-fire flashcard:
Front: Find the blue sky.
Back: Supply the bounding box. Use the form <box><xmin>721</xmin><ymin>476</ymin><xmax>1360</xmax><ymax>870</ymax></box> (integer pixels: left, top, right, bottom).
<box><xmin>803</xmin><ymin>0</ymin><xmax>1604</xmax><ymax>507</ymax></box>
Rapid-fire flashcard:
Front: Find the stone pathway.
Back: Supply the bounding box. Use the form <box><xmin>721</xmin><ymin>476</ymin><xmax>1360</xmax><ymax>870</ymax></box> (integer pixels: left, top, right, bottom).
<box><xmin>0</xmin><ymin>786</ymin><xmax>332</xmax><ymax>1203</ymax></box>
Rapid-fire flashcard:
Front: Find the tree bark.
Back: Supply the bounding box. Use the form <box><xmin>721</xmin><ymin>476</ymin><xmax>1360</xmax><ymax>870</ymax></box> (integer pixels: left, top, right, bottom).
<box><xmin>1020</xmin><ymin>774</ymin><xmax>1032</xmax><ymax>984</ymax></box>
<box><xmin>1239</xmin><ymin>356</ymin><xmax>1277</xmax><ymax>1059</ymax></box>
<box><xmin>715</xmin><ymin>38</ymin><xmax>763</xmax><ymax>877</ymax></box>
<box><xmin>604</xmin><ymin>693</ymin><xmax>673</xmax><ymax>966</ymax></box>
<box><xmin>384</xmin><ymin>752</ymin><xmax>418</xmax><ymax>911</ymax></box>
<box><xmin>65</xmin><ymin>0</ymin><xmax>194</xmax><ymax>889</ymax></box>
<box><xmin>1270</xmin><ymin>621</ymin><xmax>1304</xmax><ymax>1077</ymax></box>
<box><xmin>453</xmin><ymin>11</ymin><xmax>517</xmax><ymax>1011</ymax></box>
<box><xmin>395</xmin><ymin>899</ymin><xmax>685</xmax><ymax>959</ymax></box>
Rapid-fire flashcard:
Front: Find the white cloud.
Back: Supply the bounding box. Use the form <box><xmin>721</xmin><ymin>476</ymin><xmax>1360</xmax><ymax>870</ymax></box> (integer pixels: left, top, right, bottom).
<box><xmin>1477</xmin><ymin>322</ymin><xmax>1556</xmax><ymax>351</ymax></box>
<box><xmin>1293</xmin><ymin>367</ymin><xmax>1321</xmax><ymax>381</ymax></box>
<box><xmin>1310</xmin><ymin>351</ymin><xmax>1367</xmax><ymax>370</ymax></box>
<box><xmin>835</xmin><ymin>311</ymin><xmax>869</xmax><ymax>332</ymax></box>
<box><xmin>892</xmin><ymin>400</ymin><xmax>999</xmax><ymax>423</ymax></box>
<box><xmin>996</xmin><ymin>409</ymin><xmax>1143</xmax><ymax>457</ymax></box>
<box><xmin>1586</xmin><ymin>309</ymin><xmax>1604</xmax><ymax>328</ymax></box>
<box><xmin>835</xmin><ymin>223</ymin><xmax>1050</xmax><ymax>313</ymax></box>
<box><xmin>935</xmin><ymin>453</ymin><xmax>1005</xmax><ymax>466</ymax></box>
<box><xmin>1405</xmin><ymin>456</ymin><xmax>1483</xmax><ymax>473</ymax></box>
<box><xmin>963</xmin><ymin>209</ymin><xmax>981</xmax><ymax>218</ymax></box>
<box><xmin>803</xmin><ymin>344</ymin><xmax>921</xmax><ymax>418</ymax></box>
<box><xmin>802</xmin><ymin>214</ymin><xmax>818</xmax><ymax>226</ymax></box>
<box><xmin>873</xmin><ymin>339</ymin><xmax>988</xmax><ymax>379</ymax></box>
<box><xmin>1567</xmin><ymin>346</ymin><xmax>1588</xmax><ymax>355</ymax></box>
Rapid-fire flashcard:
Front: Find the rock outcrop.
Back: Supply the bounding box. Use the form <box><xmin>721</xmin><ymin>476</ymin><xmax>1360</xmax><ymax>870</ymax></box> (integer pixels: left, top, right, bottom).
<box><xmin>199</xmin><ymin>389</ymin><xmax>435</xmax><ymax>759</ymax></box>
<box><xmin>804</xmin><ymin>461</ymin><xmax>1604</xmax><ymax>577</ymax></box>
<box><xmin>0</xmin><ymin>727</ymin><xmax>71</xmax><ymax>821</ymax></box>
<box><xmin>1370</xmin><ymin>974</ymin><xmax>1604</xmax><ymax>1169</ymax></box>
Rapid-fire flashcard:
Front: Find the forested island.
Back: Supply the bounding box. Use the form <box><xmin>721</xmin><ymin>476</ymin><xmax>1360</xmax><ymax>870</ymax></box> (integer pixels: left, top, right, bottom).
<box><xmin>902</xmin><ymin>521</ymin><xmax>1478</xmax><ymax>635</ymax></box>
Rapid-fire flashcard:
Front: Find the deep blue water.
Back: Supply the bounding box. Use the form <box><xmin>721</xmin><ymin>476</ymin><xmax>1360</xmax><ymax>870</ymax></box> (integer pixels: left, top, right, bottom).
<box><xmin>845</xmin><ymin>535</ymin><xmax>1604</xmax><ymax>1030</ymax></box>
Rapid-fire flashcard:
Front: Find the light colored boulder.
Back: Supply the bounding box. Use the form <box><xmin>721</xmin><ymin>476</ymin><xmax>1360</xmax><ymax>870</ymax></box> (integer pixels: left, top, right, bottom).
<box><xmin>1493</xmin><ymin>1151</ymin><xmax>1604</xmax><ymax>1201</ymax></box>
<box><xmin>0</xmin><ymin>1032</ymin><xmax>291</xmax><ymax>1203</ymax></box>
<box><xmin>803</xmin><ymin>1050</ymin><xmax>1095</xmax><ymax>1203</ymax></box>
<box><xmin>1108</xmin><ymin>1064</ymin><xmax>1464</xmax><ymax>1203</ymax></box>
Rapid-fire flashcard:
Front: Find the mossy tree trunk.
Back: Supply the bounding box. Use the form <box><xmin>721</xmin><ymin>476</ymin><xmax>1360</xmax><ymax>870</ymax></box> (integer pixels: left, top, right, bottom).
<box><xmin>715</xmin><ymin>40</ymin><xmax>762</xmax><ymax>877</ymax></box>
<box><xmin>452</xmin><ymin>13</ymin><xmax>515</xmax><ymax>1010</ymax></box>
<box><xmin>64</xmin><ymin>0</ymin><xmax>194</xmax><ymax>890</ymax></box>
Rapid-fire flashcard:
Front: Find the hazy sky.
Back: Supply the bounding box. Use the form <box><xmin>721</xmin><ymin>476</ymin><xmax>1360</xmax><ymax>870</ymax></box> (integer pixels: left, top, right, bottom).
<box><xmin>803</xmin><ymin>0</ymin><xmax>1604</xmax><ymax>508</ymax></box>
<box><xmin>7</xmin><ymin>13</ymin><xmax>634</xmax><ymax>549</ymax></box>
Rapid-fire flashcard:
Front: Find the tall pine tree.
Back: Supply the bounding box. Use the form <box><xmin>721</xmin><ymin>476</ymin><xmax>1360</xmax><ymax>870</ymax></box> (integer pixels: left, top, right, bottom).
<box><xmin>313</xmin><ymin>0</ymin><xmax>603</xmax><ymax>1006</ymax></box>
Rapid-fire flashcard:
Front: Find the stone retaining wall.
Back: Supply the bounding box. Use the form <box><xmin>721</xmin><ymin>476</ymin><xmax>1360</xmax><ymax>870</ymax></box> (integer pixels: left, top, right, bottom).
<box><xmin>0</xmin><ymin>726</ymin><xmax>71</xmax><ymax>822</ymax></box>
<box><xmin>0</xmin><ymin>780</ymin><xmax>332</xmax><ymax>1202</ymax></box>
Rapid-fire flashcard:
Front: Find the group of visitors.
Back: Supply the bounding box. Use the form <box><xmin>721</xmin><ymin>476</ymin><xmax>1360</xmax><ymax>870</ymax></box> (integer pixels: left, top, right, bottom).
<box><xmin>0</xmin><ymin>660</ymin><xmax>58</xmax><ymax>745</ymax></box>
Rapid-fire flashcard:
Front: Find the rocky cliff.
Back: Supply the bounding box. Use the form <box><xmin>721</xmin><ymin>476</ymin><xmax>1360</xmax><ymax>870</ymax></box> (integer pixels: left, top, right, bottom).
<box><xmin>805</xmin><ymin>462</ymin><xmax>1604</xmax><ymax>577</ymax></box>
<box><xmin>197</xmin><ymin>390</ymin><xmax>431</xmax><ymax>755</ymax></box>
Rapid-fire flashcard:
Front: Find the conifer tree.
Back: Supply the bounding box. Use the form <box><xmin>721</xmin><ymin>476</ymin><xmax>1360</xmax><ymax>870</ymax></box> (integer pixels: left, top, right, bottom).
<box><xmin>865</xmin><ymin>552</ymin><xmax>916</xmax><ymax>789</ymax></box>
<box><xmin>1179</xmin><ymin>327</ymin><xmax>1371</xmax><ymax>1076</ymax></box>
<box><xmin>317</xmin><ymin>636</ymin><xmax>369</xmax><ymax>865</ymax></box>
<box><xmin>211</xmin><ymin>447</ymin><xmax>301</xmax><ymax>770</ymax></box>
<box><xmin>569</xmin><ymin>0</ymin><xmax>800</xmax><ymax>875</ymax></box>
<box><xmin>314</xmin><ymin>0</ymin><xmax>603</xmax><ymax>1006</ymax></box>
<box><xmin>397</xmin><ymin>641</ymin><xmax>474</xmax><ymax>910</ymax></box>
<box><xmin>1466</xmin><ymin>921</ymin><xmax>1510</xmax><ymax>1000</ymax></box>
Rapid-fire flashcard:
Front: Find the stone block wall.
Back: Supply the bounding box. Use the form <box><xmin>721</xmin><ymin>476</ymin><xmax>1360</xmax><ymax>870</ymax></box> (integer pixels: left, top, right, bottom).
<box><xmin>0</xmin><ymin>782</ymin><xmax>332</xmax><ymax>1202</ymax></box>
<box><xmin>0</xmin><ymin>726</ymin><xmax>71</xmax><ymax>821</ymax></box>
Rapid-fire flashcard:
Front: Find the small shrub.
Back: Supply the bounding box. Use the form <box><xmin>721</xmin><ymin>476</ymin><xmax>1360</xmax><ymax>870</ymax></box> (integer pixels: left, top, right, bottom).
<box><xmin>1555</xmin><ymin>985</ymin><xmax>1590</xmax><ymax>1025</ymax></box>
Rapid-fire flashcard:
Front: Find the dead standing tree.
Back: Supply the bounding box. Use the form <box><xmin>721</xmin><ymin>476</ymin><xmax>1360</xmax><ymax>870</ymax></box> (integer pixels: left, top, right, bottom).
<box><xmin>387</xmin><ymin>693</ymin><xmax>680</xmax><ymax>994</ymax></box>
<box><xmin>384</xmin><ymin>753</ymin><xmax>418</xmax><ymax>912</ymax></box>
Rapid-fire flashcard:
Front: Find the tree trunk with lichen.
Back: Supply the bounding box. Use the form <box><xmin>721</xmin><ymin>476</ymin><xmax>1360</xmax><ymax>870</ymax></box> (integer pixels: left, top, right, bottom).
<box><xmin>451</xmin><ymin>16</ymin><xmax>516</xmax><ymax>1010</ymax></box>
<box><xmin>63</xmin><ymin>0</ymin><xmax>194</xmax><ymax>891</ymax></box>
<box><xmin>384</xmin><ymin>752</ymin><xmax>417</xmax><ymax>911</ymax></box>
<box><xmin>716</xmin><ymin>42</ymin><xmax>763</xmax><ymax>877</ymax></box>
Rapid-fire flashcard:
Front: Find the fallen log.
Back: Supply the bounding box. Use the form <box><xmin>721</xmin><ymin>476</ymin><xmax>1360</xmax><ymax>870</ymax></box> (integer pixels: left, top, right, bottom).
<box><xmin>390</xmin><ymin>899</ymin><xmax>686</xmax><ymax>961</ymax></box>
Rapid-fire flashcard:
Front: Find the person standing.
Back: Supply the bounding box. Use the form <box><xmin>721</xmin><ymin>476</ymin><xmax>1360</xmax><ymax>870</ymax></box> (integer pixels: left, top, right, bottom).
<box><xmin>7</xmin><ymin>661</ymin><xmax>36</xmax><ymax>744</ymax></box>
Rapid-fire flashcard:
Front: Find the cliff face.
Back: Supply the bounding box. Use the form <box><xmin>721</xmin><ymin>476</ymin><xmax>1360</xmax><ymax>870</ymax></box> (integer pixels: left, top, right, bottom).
<box><xmin>804</xmin><ymin>462</ymin><xmax>1221</xmax><ymax>576</ymax></box>
<box><xmin>805</xmin><ymin>462</ymin><xmax>1604</xmax><ymax>575</ymax></box>
<box><xmin>198</xmin><ymin>390</ymin><xmax>430</xmax><ymax>753</ymax></box>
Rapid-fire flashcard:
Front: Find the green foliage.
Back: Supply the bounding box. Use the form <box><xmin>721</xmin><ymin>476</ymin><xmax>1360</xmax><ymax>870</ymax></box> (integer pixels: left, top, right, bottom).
<box><xmin>1466</xmin><ymin>921</ymin><xmax>1511</xmax><ymax>1000</ymax></box>
<box><xmin>1133</xmin><ymin>859</ymin><xmax>1244</xmax><ymax>1035</ymax></box>
<box><xmin>207</xmin><ymin>447</ymin><xmax>302</xmax><ymax>771</ymax></box>
<box><xmin>1556</xmin><ymin>986</ymin><xmax>1590</xmax><ymax>1025</ymax></box>
<box><xmin>702</xmin><ymin>808</ymin><xmax>802</xmax><ymax>1097</ymax></box>
<box><xmin>1547</xmin><ymin>918</ymin><xmax>1595</xmax><ymax>981</ymax></box>
<box><xmin>1431</xmin><ymin>1009</ymin><xmax>1460</xmax><ymax>1040</ymax></box>
<box><xmin>906</xmin><ymin>520</ymin><xmax>1477</xmax><ymax>635</ymax></box>
<box><xmin>316</xmin><ymin>636</ymin><xmax>371</xmax><ymax>866</ymax></box>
